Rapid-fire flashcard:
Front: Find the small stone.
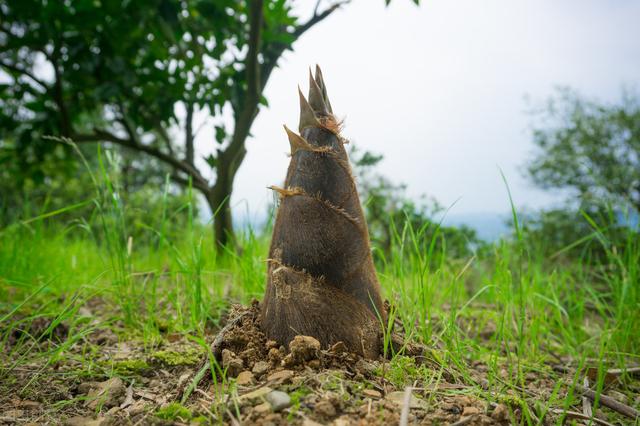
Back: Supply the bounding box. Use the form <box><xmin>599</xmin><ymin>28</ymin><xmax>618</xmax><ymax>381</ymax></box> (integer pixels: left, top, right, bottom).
<box><xmin>266</xmin><ymin>369</ymin><xmax>294</xmax><ymax>385</ymax></box>
<box><xmin>362</xmin><ymin>389</ymin><xmax>382</xmax><ymax>399</ymax></box>
<box><xmin>289</xmin><ymin>335</ymin><xmax>321</xmax><ymax>363</ymax></box>
<box><xmin>239</xmin><ymin>386</ymin><xmax>273</xmax><ymax>403</ymax></box>
<box><xmin>491</xmin><ymin>403</ymin><xmax>509</xmax><ymax>421</ymax></box>
<box><xmin>462</xmin><ymin>406</ymin><xmax>480</xmax><ymax>416</ymax></box>
<box><xmin>314</xmin><ymin>399</ymin><xmax>337</xmax><ymax>418</ymax></box>
<box><xmin>386</xmin><ymin>391</ymin><xmax>427</xmax><ymax>410</ymax></box>
<box><xmin>302</xmin><ymin>419</ymin><xmax>324</xmax><ymax>426</ymax></box>
<box><xmin>252</xmin><ymin>361</ymin><xmax>270</xmax><ymax>376</ymax></box>
<box><xmin>222</xmin><ymin>349</ymin><xmax>244</xmax><ymax>378</ymax></box>
<box><xmin>266</xmin><ymin>390</ymin><xmax>292</xmax><ymax>412</ymax></box>
<box><xmin>236</xmin><ymin>371</ymin><xmax>255</xmax><ymax>386</ymax></box>
<box><xmin>254</xmin><ymin>402</ymin><xmax>271</xmax><ymax>414</ymax></box>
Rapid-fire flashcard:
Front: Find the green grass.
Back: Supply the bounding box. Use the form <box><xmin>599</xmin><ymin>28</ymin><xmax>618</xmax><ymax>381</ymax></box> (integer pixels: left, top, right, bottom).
<box><xmin>0</xmin><ymin>147</ymin><xmax>639</xmax><ymax>424</ymax></box>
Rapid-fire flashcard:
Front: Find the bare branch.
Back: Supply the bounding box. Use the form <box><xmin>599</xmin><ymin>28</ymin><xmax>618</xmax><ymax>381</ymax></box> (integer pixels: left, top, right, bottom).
<box><xmin>116</xmin><ymin>103</ymin><xmax>142</xmax><ymax>147</ymax></box>
<box><xmin>0</xmin><ymin>59</ymin><xmax>49</xmax><ymax>90</ymax></box>
<box><xmin>72</xmin><ymin>129</ymin><xmax>209</xmax><ymax>191</ymax></box>
<box><xmin>313</xmin><ymin>0</ymin><xmax>323</xmax><ymax>18</ymax></box>
<box><xmin>154</xmin><ymin>123</ymin><xmax>176</xmax><ymax>156</ymax></box>
<box><xmin>296</xmin><ymin>1</ymin><xmax>350</xmax><ymax>39</ymax></box>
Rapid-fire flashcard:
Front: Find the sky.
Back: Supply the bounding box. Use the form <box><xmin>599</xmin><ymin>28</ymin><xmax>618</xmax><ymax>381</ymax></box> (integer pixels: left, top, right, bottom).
<box><xmin>193</xmin><ymin>1</ymin><xmax>639</xmax><ymax>229</ymax></box>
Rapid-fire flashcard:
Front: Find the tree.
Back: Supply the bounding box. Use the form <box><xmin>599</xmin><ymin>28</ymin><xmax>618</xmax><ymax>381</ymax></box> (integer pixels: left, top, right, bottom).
<box><xmin>528</xmin><ymin>89</ymin><xmax>640</xmax><ymax>213</ymax></box>
<box><xmin>0</xmin><ymin>0</ymin><xmax>352</xmax><ymax>249</ymax></box>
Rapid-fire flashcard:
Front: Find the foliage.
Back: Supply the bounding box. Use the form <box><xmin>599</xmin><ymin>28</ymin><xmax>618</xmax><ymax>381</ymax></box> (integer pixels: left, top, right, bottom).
<box><xmin>518</xmin><ymin>203</ymin><xmax>637</xmax><ymax>262</ymax></box>
<box><xmin>349</xmin><ymin>146</ymin><xmax>480</xmax><ymax>263</ymax></box>
<box><xmin>522</xmin><ymin>89</ymin><xmax>640</xmax><ymax>261</ymax></box>
<box><xmin>0</xmin><ymin>145</ymin><xmax>193</xmax><ymax>245</ymax></box>
<box><xmin>0</xmin><ymin>0</ymin><xmax>415</xmax><ymax>248</ymax></box>
<box><xmin>0</xmin><ymin>0</ymin><xmax>344</xmax><ymax>247</ymax></box>
<box><xmin>528</xmin><ymin>88</ymin><xmax>640</xmax><ymax>212</ymax></box>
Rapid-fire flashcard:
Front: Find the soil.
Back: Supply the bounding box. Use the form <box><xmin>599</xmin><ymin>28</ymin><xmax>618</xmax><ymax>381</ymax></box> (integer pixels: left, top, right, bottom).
<box><xmin>1</xmin><ymin>300</ymin><xmax>638</xmax><ymax>425</ymax></box>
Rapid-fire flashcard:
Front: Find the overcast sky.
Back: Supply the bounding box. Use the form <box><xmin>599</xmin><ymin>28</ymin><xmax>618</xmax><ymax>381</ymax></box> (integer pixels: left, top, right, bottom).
<box><xmin>195</xmin><ymin>0</ymin><xmax>640</xmax><ymax>225</ymax></box>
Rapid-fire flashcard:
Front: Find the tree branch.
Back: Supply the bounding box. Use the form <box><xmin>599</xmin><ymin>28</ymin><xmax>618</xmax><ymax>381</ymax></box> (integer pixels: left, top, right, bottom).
<box><xmin>72</xmin><ymin>129</ymin><xmax>209</xmax><ymax>191</ymax></box>
<box><xmin>185</xmin><ymin>101</ymin><xmax>195</xmax><ymax>165</ymax></box>
<box><xmin>245</xmin><ymin>0</ymin><xmax>263</xmax><ymax>109</ymax></box>
<box><xmin>154</xmin><ymin>122</ymin><xmax>176</xmax><ymax>157</ymax></box>
<box><xmin>117</xmin><ymin>102</ymin><xmax>142</xmax><ymax>147</ymax></box>
<box><xmin>0</xmin><ymin>59</ymin><xmax>49</xmax><ymax>91</ymax></box>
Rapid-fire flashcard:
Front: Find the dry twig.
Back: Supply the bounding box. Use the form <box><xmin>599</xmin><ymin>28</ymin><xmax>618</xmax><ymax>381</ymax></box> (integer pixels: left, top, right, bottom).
<box><xmin>577</xmin><ymin>385</ymin><xmax>639</xmax><ymax>420</ymax></box>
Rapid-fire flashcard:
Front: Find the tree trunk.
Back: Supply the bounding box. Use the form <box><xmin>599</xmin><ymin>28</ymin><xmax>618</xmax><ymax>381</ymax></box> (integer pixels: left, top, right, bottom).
<box><xmin>209</xmin><ymin>170</ymin><xmax>235</xmax><ymax>251</ymax></box>
<box><xmin>209</xmin><ymin>130</ymin><xmax>249</xmax><ymax>251</ymax></box>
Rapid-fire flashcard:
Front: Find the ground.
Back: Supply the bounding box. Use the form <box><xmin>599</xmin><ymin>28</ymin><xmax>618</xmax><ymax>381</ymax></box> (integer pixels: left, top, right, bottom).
<box><xmin>1</xmin><ymin>300</ymin><xmax>638</xmax><ymax>426</ymax></box>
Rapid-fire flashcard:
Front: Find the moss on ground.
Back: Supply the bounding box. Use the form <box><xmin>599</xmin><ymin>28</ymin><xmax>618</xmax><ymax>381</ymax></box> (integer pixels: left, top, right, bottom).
<box><xmin>150</xmin><ymin>345</ymin><xmax>202</xmax><ymax>366</ymax></box>
<box><xmin>107</xmin><ymin>359</ymin><xmax>152</xmax><ymax>376</ymax></box>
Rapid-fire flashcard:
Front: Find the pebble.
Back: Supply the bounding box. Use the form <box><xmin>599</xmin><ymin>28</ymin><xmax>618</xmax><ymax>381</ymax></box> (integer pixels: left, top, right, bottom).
<box><xmin>252</xmin><ymin>361</ymin><xmax>270</xmax><ymax>376</ymax></box>
<box><xmin>236</xmin><ymin>371</ymin><xmax>255</xmax><ymax>386</ymax></box>
<box><xmin>266</xmin><ymin>390</ymin><xmax>291</xmax><ymax>412</ymax></box>
<box><xmin>267</xmin><ymin>369</ymin><xmax>294</xmax><ymax>384</ymax></box>
<box><xmin>254</xmin><ymin>402</ymin><xmax>271</xmax><ymax>414</ymax></box>
<box><xmin>462</xmin><ymin>406</ymin><xmax>480</xmax><ymax>416</ymax></box>
<box><xmin>314</xmin><ymin>399</ymin><xmax>337</xmax><ymax>418</ymax></box>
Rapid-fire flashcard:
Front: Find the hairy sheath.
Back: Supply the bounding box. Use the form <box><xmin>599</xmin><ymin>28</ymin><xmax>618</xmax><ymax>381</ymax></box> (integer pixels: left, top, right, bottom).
<box><xmin>260</xmin><ymin>66</ymin><xmax>385</xmax><ymax>358</ymax></box>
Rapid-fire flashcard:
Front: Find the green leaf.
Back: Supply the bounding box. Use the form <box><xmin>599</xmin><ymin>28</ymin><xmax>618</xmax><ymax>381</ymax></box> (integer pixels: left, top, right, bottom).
<box><xmin>214</xmin><ymin>125</ymin><xmax>226</xmax><ymax>144</ymax></box>
<box><xmin>204</xmin><ymin>154</ymin><xmax>217</xmax><ymax>168</ymax></box>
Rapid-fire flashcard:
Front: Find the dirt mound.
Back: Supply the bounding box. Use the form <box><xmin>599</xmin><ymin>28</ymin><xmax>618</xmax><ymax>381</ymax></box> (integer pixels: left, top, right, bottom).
<box><xmin>177</xmin><ymin>301</ymin><xmax>499</xmax><ymax>425</ymax></box>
